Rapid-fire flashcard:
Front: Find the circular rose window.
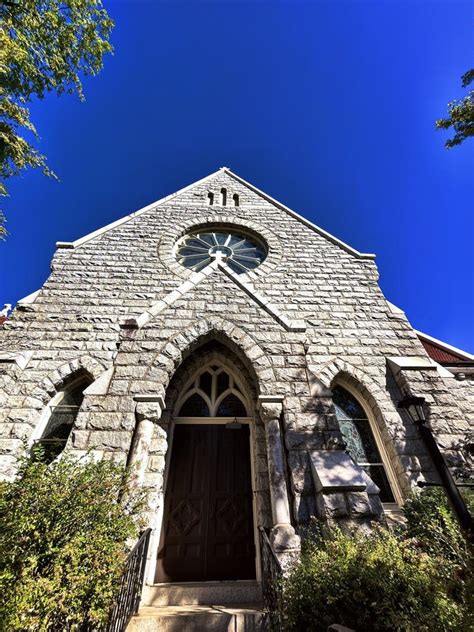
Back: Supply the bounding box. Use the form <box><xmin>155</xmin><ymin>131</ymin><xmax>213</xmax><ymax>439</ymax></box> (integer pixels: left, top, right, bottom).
<box><xmin>176</xmin><ymin>230</ymin><xmax>266</xmax><ymax>274</ymax></box>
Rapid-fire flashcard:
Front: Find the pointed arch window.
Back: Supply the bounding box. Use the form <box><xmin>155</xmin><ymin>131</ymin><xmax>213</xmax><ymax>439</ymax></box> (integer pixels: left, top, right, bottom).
<box><xmin>176</xmin><ymin>365</ymin><xmax>249</xmax><ymax>417</ymax></box>
<box><xmin>332</xmin><ymin>384</ymin><xmax>396</xmax><ymax>503</ymax></box>
<box><xmin>33</xmin><ymin>377</ymin><xmax>91</xmax><ymax>463</ymax></box>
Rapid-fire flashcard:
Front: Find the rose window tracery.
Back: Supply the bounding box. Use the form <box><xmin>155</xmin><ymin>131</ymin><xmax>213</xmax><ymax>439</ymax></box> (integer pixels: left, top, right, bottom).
<box><xmin>176</xmin><ymin>230</ymin><xmax>266</xmax><ymax>274</ymax></box>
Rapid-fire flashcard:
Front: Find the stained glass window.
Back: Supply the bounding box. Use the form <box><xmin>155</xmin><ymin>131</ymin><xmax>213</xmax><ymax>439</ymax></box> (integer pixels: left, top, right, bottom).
<box><xmin>176</xmin><ymin>230</ymin><xmax>266</xmax><ymax>274</ymax></box>
<box><xmin>199</xmin><ymin>371</ymin><xmax>213</xmax><ymax>397</ymax></box>
<box><xmin>332</xmin><ymin>385</ymin><xmax>395</xmax><ymax>503</ymax></box>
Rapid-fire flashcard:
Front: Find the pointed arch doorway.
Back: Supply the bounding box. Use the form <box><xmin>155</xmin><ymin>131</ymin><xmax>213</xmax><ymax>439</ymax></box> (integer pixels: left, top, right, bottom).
<box><xmin>155</xmin><ymin>361</ymin><xmax>257</xmax><ymax>583</ymax></box>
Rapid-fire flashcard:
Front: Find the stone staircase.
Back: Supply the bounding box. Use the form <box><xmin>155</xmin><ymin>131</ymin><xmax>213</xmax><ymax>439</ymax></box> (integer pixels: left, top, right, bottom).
<box><xmin>127</xmin><ymin>580</ymin><xmax>264</xmax><ymax>631</ymax></box>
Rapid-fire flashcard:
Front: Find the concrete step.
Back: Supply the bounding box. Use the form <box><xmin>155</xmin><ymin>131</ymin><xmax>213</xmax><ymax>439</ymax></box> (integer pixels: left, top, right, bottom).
<box><xmin>141</xmin><ymin>580</ymin><xmax>262</xmax><ymax>607</ymax></box>
<box><xmin>127</xmin><ymin>604</ymin><xmax>264</xmax><ymax>632</ymax></box>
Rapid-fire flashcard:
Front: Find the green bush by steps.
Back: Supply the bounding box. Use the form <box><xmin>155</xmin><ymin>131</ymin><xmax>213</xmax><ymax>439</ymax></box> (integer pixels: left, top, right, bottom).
<box><xmin>0</xmin><ymin>451</ymin><xmax>143</xmax><ymax>632</ymax></box>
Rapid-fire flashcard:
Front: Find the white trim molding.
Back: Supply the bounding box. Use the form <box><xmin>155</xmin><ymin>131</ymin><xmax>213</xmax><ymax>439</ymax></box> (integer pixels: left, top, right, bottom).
<box><xmin>415</xmin><ymin>329</ymin><xmax>474</xmax><ymax>361</ymax></box>
<box><xmin>0</xmin><ymin>351</ymin><xmax>33</xmax><ymax>370</ymax></box>
<box><xmin>54</xmin><ymin>167</ymin><xmax>375</xmax><ymax>260</ymax></box>
<box><xmin>17</xmin><ymin>289</ymin><xmax>41</xmax><ymax>309</ymax></box>
<box><xmin>55</xmin><ymin>170</ymin><xmax>225</xmax><ymax>250</ymax></box>
<box><xmin>224</xmin><ymin>168</ymin><xmax>376</xmax><ymax>260</ymax></box>
<box><xmin>123</xmin><ymin>259</ymin><xmax>306</xmax><ymax>333</ymax></box>
<box><xmin>387</xmin><ymin>356</ymin><xmax>438</xmax><ymax>375</ymax></box>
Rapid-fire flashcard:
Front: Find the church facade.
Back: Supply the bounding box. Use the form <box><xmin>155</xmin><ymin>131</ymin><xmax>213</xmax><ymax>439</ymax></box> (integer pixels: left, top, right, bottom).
<box><xmin>0</xmin><ymin>168</ymin><xmax>472</xmax><ymax>605</ymax></box>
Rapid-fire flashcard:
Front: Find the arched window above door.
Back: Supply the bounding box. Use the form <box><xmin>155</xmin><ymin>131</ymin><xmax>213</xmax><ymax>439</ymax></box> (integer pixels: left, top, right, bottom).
<box><xmin>332</xmin><ymin>384</ymin><xmax>397</xmax><ymax>504</ymax></box>
<box><xmin>176</xmin><ymin>364</ymin><xmax>249</xmax><ymax>417</ymax></box>
<box><xmin>33</xmin><ymin>376</ymin><xmax>91</xmax><ymax>463</ymax></box>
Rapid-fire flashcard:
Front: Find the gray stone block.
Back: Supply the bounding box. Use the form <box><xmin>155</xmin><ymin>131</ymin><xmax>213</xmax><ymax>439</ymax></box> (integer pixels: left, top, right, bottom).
<box><xmin>309</xmin><ymin>450</ymin><xmax>367</xmax><ymax>492</ymax></box>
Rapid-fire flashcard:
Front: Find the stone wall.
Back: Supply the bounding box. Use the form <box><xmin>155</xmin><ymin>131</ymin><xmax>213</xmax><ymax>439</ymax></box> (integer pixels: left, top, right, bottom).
<box><xmin>0</xmin><ymin>168</ymin><xmax>471</xmax><ymax>537</ymax></box>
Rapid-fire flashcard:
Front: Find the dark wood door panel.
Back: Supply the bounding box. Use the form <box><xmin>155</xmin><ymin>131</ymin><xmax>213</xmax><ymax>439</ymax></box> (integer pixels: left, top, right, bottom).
<box><xmin>156</xmin><ymin>423</ymin><xmax>255</xmax><ymax>582</ymax></box>
<box><xmin>207</xmin><ymin>425</ymin><xmax>255</xmax><ymax>580</ymax></box>
<box><xmin>156</xmin><ymin>425</ymin><xmax>210</xmax><ymax>582</ymax></box>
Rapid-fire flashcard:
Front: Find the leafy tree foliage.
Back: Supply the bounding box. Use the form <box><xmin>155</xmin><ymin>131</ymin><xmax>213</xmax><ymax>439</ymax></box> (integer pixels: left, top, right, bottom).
<box><xmin>0</xmin><ymin>0</ymin><xmax>114</xmax><ymax>236</ymax></box>
<box><xmin>401</xmin><ymin>487</ymin><xmax>473</xmax><ymax>629</ymax></box>
<box><xmin>436</xmin><ymin>69</ymin><xmax>474</xmax><ymax>148</ymax></box>
<box><xmin>402</xmin><ymin>487</ymin><xmax>470</xmax><ymax>570</ymax></box>
<box><xmin>0</xmin><ymin>452</ymin><xmax>143</xmax><ymax>631</ymax></box>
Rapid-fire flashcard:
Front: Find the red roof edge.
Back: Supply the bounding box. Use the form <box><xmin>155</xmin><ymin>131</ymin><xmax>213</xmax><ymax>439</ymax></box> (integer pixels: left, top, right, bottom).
<box><xmin>418</xmin><ymin>333</ymin><xmax>474</xmax><ymax>365</ymax></box>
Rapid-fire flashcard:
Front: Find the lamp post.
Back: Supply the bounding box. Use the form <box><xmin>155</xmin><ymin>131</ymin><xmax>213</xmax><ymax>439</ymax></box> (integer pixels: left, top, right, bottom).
<box><xmin>398</xmin><ymin>396</ymin><xmax>473</xmax><ymax>543</ymax></box>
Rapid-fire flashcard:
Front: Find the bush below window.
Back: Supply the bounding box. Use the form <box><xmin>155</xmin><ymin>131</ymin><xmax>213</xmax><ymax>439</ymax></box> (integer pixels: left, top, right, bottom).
<box><xmin>281</xmin><ymin>490</ymin><xmax>472</xmax><ymax>632</ymax></box>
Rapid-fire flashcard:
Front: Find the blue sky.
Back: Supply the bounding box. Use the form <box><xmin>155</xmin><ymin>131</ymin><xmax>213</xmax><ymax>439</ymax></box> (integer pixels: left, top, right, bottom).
<box><xmin>1</xmin><ymin>0</ymin><xmax>473</xmax><ymax>351</ymax></box>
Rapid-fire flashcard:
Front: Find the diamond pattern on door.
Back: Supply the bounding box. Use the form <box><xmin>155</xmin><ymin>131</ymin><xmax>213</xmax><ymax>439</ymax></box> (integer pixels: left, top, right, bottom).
<box><xmin>169</xmin><ymin>500</ymin><xmax>201</xmax><ymax>536</ymax></box>
<box><xmin>155</xmin><ymin>424</ymin><xmax>255</xmax><ymax>582</ymax></box>
<box><xmin>216</xmin><ymin>498</ymin><xmax>247</xmax><ymax>534</ymax></box>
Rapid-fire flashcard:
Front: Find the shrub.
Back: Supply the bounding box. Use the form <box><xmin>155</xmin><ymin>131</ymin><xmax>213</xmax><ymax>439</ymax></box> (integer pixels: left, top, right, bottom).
<box><xmin>401</xmin><ymin>488</ymin><xmax>473</xmax><ymax>629</ymax></box>
<box><xmin>0</xmin><ymin>451</ymin><xmax>143</xmax><ymax>631</ymax></box>
<box><xmin>401</xmin><ymin>488</ymin><xmax>469</xmax><ymax>571</ymax></box>
<box><xmin>282</xmin><ymin>522</ymin><xmax>465</xmax><ymax>632</ymax></box>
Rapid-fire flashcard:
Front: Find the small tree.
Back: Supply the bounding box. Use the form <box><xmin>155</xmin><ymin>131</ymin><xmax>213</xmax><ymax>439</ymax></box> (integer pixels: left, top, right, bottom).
<box><xmin>436</xmin><ymin>69</ymin><xmax>474</xmax><ymax>148</ymax></box>
<box><xmin>0</xmin><ymin>451</ymin><xmax>143</xmax><ymax>631</ymax></box>
<box><xmin>401</xmin><ymin>487</ymin><xmax>473</xmax><ymax>628</ymax></box>
<box><xmin>402</xmin><ymin>487</ymin><xmax>469</xmax><ymax>568</ymax></box>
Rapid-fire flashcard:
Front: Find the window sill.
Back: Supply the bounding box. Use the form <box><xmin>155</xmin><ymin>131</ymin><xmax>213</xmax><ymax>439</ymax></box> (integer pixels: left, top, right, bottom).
<box><xmin>383</xmin><ymin>503</ymin><xmax>405</xmax><ymax>527</ymax></box>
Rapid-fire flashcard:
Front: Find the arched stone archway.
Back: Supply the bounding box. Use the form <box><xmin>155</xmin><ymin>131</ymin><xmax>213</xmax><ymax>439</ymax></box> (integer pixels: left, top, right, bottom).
<box><xmin>39</xmin><ymin>355</ymin><xmax>109</xmax><ymax>403</ymax></box>
<box><xmin>129</xmin><ymin>328</ymin><xmax>299</xmax><ymax>588</ymax></box>
<box><xmin>135</xmin><ymin>333</ymin><xmax>275</xmax><ymax>585</ymax></box>
<box><xmin>130</xmin><ymin>317</ymin><xmax>277</xmax><ymax>403</ymax></box>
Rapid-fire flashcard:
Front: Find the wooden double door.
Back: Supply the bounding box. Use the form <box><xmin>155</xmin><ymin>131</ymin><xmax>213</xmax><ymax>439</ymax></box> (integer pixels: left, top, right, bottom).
<box><xmin>155</xmin><ymin>423</ymin><xmax>256</xmax><ymax>582</ymax></box>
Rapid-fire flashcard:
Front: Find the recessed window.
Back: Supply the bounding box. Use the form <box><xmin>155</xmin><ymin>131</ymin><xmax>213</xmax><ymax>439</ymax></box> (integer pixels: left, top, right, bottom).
<box><xmin>216</xmin><ymin>394</ymin><xmax>247</xmax><ymax>416</ymax></box>
<box><xmin>33</xmin><ymin>377</ymin><xmax>91</xmax><ymax>463</ymax></box>
<box><xmin>176</xmin><ymin>229</ymin><xmax>266</xmax><ymax>274</ymax></box>
<box><xmin>333</xmin><ymin>385</ymin><xmax>395</xmax><ymax>503</ymax></box>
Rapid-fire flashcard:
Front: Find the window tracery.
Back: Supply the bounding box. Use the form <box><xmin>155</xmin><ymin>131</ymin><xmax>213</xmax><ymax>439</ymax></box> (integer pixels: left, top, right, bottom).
<box><xmin>176</xmin><ymin>364</ymin><xmax>249</xmax><ymax>417</ymax></box>
<box><xmin>176</xmin><ymin>229</ymin><xmax>266</xmax><ymax>274</ymax></box>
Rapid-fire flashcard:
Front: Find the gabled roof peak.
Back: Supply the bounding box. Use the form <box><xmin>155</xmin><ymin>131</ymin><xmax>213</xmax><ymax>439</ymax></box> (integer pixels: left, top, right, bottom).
<box><xmin>55</xmin><ymin>167</ymin><xmax>375</xmax><ymax>260</ymax></box>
